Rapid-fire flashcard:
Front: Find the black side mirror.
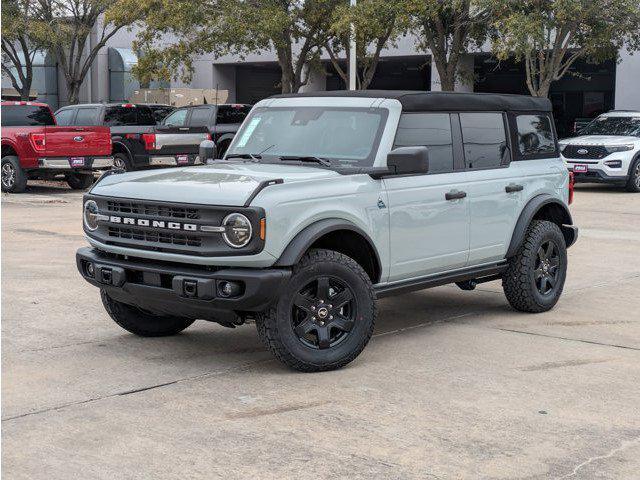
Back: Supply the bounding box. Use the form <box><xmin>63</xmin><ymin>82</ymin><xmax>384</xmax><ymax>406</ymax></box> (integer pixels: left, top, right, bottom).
<box><xmin>386</xmin><ymin>146</ymin><xmax>429</xmax><ymax>176</ymax></box>
<box><xmin>199</xmin><ymin>139</ymin><xmax>217</xmax><ymax>164</ymax></box>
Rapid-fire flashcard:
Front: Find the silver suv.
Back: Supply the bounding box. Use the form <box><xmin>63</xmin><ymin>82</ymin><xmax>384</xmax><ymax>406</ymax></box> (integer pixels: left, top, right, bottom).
<box><xmin>77</xmin><ymin>91</ymin><xmax>578</xmax><ymax>372</ymax></box>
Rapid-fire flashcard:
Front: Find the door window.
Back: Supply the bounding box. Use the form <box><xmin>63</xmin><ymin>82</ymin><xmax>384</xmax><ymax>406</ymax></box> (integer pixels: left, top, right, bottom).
<box><xmin>163</xmin><ymin>109</ymin><xmax>188</xmax><ymax>127</ymax></box>
<box><xmin>393</xmin><ymin>113</ymin><xmax>454</xmax><ymax>174</ymax></box>
<box><xmin>515</xmin><ymin>115</ymin><xmax>556</xmax><ymax>156</ymax></box>
<box><xmin>460</xmin><ymin>113</ymin><xmax>508</xmax><ymax>169</ymax></box>
<box><xmin>74</xmin><ymin>108</ymin><xmax>99</xmax><ymax>125</ymax></box>
<box><xmin>188</xmin><ymin>107</ymin><xmax>212</xmax><ymax>126</ymax></box>
<box><xmin>103</xmin><ymin>106</ymin><xmax>138</xmax><ymax>126</ymax></box>
<box><xmin>216</xmin><ymin>105</ymin><xmax>252</xmax><ymax>124</ymax></box>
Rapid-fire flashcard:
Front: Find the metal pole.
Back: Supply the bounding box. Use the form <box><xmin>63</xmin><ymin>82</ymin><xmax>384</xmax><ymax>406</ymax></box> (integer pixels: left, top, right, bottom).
<box><xmin>349</xmin><ymin>0</ymin><xmax>357</xmax><ymax>90</ymax></box>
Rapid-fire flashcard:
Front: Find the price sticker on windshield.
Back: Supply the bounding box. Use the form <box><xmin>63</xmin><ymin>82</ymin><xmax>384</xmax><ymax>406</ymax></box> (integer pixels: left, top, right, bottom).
<box><xmin>236</xmin><ymin>117</ymin><xmax>261</xmax><ymax>147</ymax></box>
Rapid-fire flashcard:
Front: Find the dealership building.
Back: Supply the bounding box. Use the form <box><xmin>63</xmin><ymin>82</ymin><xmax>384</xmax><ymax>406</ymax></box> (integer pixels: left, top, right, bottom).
<box><xmin>3</xmin><ymin>24</ymin><xmax>639</xmax><ymax>137</ymax></box>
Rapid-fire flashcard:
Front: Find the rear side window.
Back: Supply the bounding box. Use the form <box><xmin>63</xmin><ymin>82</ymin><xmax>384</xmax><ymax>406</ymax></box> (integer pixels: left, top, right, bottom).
<box><xmin>460</xmin><ymin>113</ymin><xmax>508</xmax><ymax>169</ymax></box>
<box><xmin>216</xmin><ymin>105</ymin><xmax>251</xmax><ymax>124</ymax></box>
<box><xmin>103</xmin><ymin>106</ymin><xmax>138</xmax><ymax>126</ymax></box>
<box><xmin>55</xmin><ymin>109</ymin><xmax>75</xmax><ymax>126</ymax></box>
<box><xmin>394</xmin><ymin>113</ymin><xmax>454</xmax><ymax>174</ymax></box>
<box><xmin>516</xmin><ymin>115</ymin><xmax>556</xmax><ymax>156</ymax></box>
<box><xmin>189</xmin><ymin>107</ymin><xmax>213</xmax><ymax>126</ymax></box>
<box><xmin>163</xmin><ymin>109</ymin><xmax>188</xmax><ymax>127</ymax></box>
<box><xmin>1</xmin><ymin>105</ymin><xmax>56</xmax><ymax>126</ymax></box>
<box><xmin>74</xmin><ymin>108</ymin><xmax>99</xmax><ymax>125</ymax></box>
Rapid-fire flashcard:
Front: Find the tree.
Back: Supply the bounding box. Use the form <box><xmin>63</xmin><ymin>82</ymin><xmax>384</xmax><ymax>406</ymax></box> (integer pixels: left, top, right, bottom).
<box><xmin>36</xmin><ymin>0</ymin><xmax>147</xmax><ymax>104</ymax></box>
<box><xmin>1</xmin><ymin>0</ymin><xmax>44</xmax><ymax>100</ymax></box>
<box><xmin>323</xmin><ymin>0</ymin><xmax>409</xmax><ymax>90</ymax></box>
<box><xmin>133</xmin><ymin>0</ymin><xmax>331</xmax><ymax>94</ymax></box>
<box><xmin>408</xmin><ymin>0</ymin><xmax>488</xmax><ymax>91</ymax></box>
<box><xmin>486</xmin><ymin>0</ymin><xmax>640</xmax><ymax>97</ymax></box>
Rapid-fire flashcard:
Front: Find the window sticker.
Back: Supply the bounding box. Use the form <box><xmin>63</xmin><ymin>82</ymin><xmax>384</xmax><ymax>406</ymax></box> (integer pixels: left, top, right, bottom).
<box><xmin>236</xmin><ymin>117</ymin><xmax>261</xmax><ymax>147</ymax></box>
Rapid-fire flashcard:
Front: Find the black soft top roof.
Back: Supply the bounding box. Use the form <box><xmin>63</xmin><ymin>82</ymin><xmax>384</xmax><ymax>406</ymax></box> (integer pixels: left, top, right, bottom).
<box><xmin>271</xmin><ymin>90</ymin><xmax>552</xmax><ymax>113</ymax></box>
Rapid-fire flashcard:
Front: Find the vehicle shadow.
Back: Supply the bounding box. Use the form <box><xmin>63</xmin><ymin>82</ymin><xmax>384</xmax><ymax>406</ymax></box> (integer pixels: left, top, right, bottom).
<box><xmin>574</xmin><ymin>184</ymin><xmax>628</xmax><ymax>194</ymax></box>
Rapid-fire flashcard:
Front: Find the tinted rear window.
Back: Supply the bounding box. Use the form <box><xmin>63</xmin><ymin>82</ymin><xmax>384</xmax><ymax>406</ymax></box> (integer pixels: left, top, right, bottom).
<box><xmin>1</xmin><ymin>105</ymin><xmax>55</xmax><ymax>126</ymax></box>
<box><xmin>515</xmin><ymin>114</ymin><xmax>556</xmax><ymax>156</ymax></box>
<box><xmin>394</xmin><ymin>113</ymin><xmax>454</xmax><ymax>174</ymax></box>
<box><xmin>216</xmin><ymin>105</ymin><xmax>251</xmax><ymax>124</ymax></box>
<box><xmin>103</xmin><ymin>106</ymin><xmax>155</xmax><ymax>126</ymax></box>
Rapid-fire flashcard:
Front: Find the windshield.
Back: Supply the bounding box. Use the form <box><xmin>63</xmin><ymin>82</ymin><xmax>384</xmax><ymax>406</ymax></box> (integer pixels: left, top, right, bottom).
<box><xmin>579</xmin><ymin>116</ymin><xmax>640</xmax><ymax>137</ymax></box>
<box><xmin>225</xmin><ymin>106</ymin><xmax>388</xmax><ymax>168</ymax></box>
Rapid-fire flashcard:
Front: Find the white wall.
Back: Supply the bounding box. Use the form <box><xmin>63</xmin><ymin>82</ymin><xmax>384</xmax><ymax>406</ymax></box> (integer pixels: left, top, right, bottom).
<box><xmin>615</xmin><ymin>49</ymin><xmax>640</xmax><ymax>110</ymax></box>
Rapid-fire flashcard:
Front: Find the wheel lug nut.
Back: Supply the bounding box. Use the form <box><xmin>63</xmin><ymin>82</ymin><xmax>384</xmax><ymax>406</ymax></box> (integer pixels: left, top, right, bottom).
<box><xmin>312</xmin><ymin>316</ymin><xmax>316</xmax><ymax>321</ymax></box>
<box><xmin>311</xmin><ymin>306</ymin><xmax>315</xmax><ymax>310</ymax></box>
<box><xmin>329</xmin><ymin>315</ymin><xmax>333</xmax><ymax>320</ymax></box>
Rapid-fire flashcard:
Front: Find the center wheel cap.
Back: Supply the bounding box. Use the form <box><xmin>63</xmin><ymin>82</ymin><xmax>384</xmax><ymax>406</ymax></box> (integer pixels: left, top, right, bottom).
<box><xmin>317</xmin><ymin>307</ymin><xmax>329</xmax><ymax>319</ymax></box>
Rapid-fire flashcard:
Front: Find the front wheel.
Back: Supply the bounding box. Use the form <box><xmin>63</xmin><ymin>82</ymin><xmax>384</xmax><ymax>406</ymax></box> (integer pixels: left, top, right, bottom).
<box><xmin>101</xmin><ymin>290</ymin><xmax>195</xmax><ymax>336</ymax></box>
<box><xmin>626</xmin><ymin>157</ymin><xmax>640</xmax><ymax>193</ymax></box>
<box><xmin>502</xmin><ymin>220</ymin><xmax>567</xmax><ymax>313</ymax></box>
<box><xmin>256</xmin><ymin>249</ymin><xmax>376</xmax><ymax>372</ymax></box>
<box><xmin>66</xmin><ymin>173</ymin><xmax>94</xmax><ymax>190</ymax></box>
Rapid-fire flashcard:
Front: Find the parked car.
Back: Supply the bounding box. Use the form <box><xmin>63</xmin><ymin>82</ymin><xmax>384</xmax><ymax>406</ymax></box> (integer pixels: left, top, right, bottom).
<box><xmin>76</xmin><ymin>91</ymin><xmax>577</xmax><ymax>372</ymax></box>
<box><xmin>559</xmin><ymin>110</ymin><xmax>640</xmax><ymax>192</ymax></box>
<box><xmin>1</xmin><ymin>101</ymin><xmax>113</xmax><ymax>193</ymax></box>
<box><xmin>144</xmin><ymin>104</ymin><xmax>175</xmax><ymax>125</ymax></box>
<box><xmin>54</xmin><ymin>103</ymin><xmax>210</xmax><ymax>171</ymax></box>
<box><xmin>161</xmin><ymin>103</ymin><xmax>252</xmax><ymax>156</ymax></box>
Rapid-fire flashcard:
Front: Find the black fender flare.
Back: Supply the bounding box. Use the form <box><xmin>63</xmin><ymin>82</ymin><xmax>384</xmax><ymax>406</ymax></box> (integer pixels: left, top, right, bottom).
<box><xmin>111</xmin><ymin>140</ymin><xmax>134</xmax><ymax>161</ymax></box>
<box><xmin>506</xmin><ymin>194</ymin><xmax>577</xmax><ymax>257</ymax></box>
<box><xmin>216</xmin><ymin>133</ymin><xmax>235</xmax><ymax>145</ymax></box>
<box><xmin>273</xmin><ymin>218</ymin><xmax>382</xmax><ymax>277</ymax></box>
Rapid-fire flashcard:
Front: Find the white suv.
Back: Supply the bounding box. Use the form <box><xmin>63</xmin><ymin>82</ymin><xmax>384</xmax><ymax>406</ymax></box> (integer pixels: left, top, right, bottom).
<box><xmin>559</xmin><ymin>111</ymin><xmax>640</xmax><ymax>192</ymax></box>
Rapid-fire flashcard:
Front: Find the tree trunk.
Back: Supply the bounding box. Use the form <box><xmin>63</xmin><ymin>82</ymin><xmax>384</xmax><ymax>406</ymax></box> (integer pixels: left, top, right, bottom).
<box><xmin>67</xmin><ymin>81</ymin><xmax>81</xmax><ymax>104</ymax></box>
<box><xmin>437</xmin><ymin>67</ymin><xmax>456</xmax><ymax>92</ymax></box>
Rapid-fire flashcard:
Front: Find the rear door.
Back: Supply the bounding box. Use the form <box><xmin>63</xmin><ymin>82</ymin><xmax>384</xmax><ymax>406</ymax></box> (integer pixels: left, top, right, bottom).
<box><xmin>384</xmin><ymin>112</ymin><xmax>470</xmax><ymax>282</ymax></box>
<box><xmin>155</xmin><ymin>107</ymin><xmax>210</xmax><ymax>155</ymax></box>
<box><xmin>46</xmin><ymin>106</ymin><xmax>110</xmax><ymax>159</ymax></box>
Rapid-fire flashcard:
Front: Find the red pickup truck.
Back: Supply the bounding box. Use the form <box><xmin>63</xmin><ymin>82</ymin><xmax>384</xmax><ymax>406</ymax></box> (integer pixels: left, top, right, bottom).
<box><xmin>1</xmin><ymin>101</ymin><xmax>113</xmax><ymax>193</ymax></box>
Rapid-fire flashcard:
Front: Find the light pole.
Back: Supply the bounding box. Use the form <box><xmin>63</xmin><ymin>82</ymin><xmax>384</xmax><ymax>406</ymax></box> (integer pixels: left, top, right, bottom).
<box><xmin>349</xmin><ymin>0</ymin><xmax>356</xmax><ymax>90</ymax></box>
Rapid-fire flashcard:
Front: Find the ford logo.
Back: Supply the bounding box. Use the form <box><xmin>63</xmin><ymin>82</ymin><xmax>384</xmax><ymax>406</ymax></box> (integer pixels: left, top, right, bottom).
<box><xmin>73</xmin><ymin>136</ymin><xmax>84</xmax><ymax>142</ymax></box>
<box><xmin>577</xmin><ymin>148</ymin><xmax>588</xmax><ymax>155</ymax></box>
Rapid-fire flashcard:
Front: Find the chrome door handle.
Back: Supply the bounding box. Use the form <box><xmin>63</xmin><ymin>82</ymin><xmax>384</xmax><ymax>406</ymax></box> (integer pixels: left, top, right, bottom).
<box><xmin>505</xmin><ymin>184</ymin><xmax>523</xmax><ymax>193</ymax></box>
<box><xmin>445</xmin><ymin>190</ymin><xmax>467</xmax><ymax>200</ymax></box>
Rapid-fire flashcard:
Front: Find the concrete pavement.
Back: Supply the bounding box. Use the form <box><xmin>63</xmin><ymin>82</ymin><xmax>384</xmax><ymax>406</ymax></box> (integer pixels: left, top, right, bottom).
<box><xmin>2</xmin><ymin>182</ymin><xmax>639</xmax><ymax>479</ymax></box>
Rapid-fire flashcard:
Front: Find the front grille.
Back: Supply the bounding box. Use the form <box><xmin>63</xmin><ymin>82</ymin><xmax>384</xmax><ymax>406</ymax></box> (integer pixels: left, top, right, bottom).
<box><xmin>563</xmin><ymin>145</ymin><xmax>609</xmax><ymax>159</ymax></box>
<box><xmin>106</xmin><ymin>200</ymin><xmax>200</xmax><ymax>220</ymax></box>
<box><xmin>108</xmin><ymin>226</ymin><xmax>202</xmax><ymax>247</ymax></box>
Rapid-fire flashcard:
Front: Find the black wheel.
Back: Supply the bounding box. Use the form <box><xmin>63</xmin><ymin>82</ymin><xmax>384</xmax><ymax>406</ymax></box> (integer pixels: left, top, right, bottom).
<box><xmin>626</xmin><ymin>157</ymin><xmax>640</xmax><ymax>192</ymax></box>
<box><xmin>502</xmin><ymin>220</ymin><xmax>567</xmax><ymax>313</ymax></box>
<box><xmin>1</xmin><ymin>156</ymin><xmax>27</xmax><ymax>193</ymax></box>
<box><xmin>113</xmin><ymin>153</ymin><xmax>134</xmax><ymax>171</ymax></box>
<box><xmin>256</xmin><ymin>249</ymin><xmax>376</xmax><ymax>372</ymax></box>
<box><xmin>66</xmin><ymin>173</ymin><xmax>94</xmax><ymax>190</ymax></box>
<box><xmin>101</xmin><ymin>290</ymin><xmax>195</xmax><ymax>336</ymax></box>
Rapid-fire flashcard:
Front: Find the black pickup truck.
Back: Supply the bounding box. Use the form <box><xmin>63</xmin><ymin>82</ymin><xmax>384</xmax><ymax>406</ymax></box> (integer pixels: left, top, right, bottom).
<box><xmin>54</xmin><ymin>103</ymin><xmax>210</xmax><ymax>171</ymax></box>
<box><xmin>161</xmin><ymin>104</ymin><xmax>252</xmax><ymax>156</ymax></box>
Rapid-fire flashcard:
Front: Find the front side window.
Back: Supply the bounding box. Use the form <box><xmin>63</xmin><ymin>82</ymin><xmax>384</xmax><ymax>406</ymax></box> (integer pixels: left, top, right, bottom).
<box><xmin>394</xmin><ymin>113</ymin><xmax>453</xmax><ymax>174</ymax></box>
<box><xmin>1</xmin><ymin>105</ymin><xmax>56</xmax><ymax>126</ymax></box>
<box><xmin>163</xmin><ymin>109</ymin><xmax>188</xmax><ymax>127</ymax></box>
<box><xmin>580</xmin><ymin>116</ymin><xmax>640</xmax><ymax>137</ymax></box>
<box><xmin>74</xmin><ymin>108</ymin><xmax>99</xmax><ymax>126</ymax></box>
<box><xmin>227</xmin><ymin>107</ymin><xmax>387</xmax><ymax>168</ymax></box>
<box><xmin>516</xmin><ymin>114</ymin><xmax>556</xmax><ymax>156</ymax></box>
<box><xmin>103</xmin><ymin>106</ymin><xmax>137</xmax><ymax>126</ymax></box>
<box><xmin>460</xmin><ymin>113</ymin><xmax>508</xmax><ymax>169</ymax></box>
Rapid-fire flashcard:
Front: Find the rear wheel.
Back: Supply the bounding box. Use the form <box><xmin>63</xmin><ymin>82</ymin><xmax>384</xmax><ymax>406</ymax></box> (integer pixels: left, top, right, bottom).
<box><xmin>113</xmin><ymin>152</ymin><xmax>134</xmax><ymax>172</ymax></box>
<box><xmin>101</xmin><ymin>290</ymin><xmax>195</xmax><ymax>336</ymax></box>
<box><xmin>1</xmin><ymin>156</ymin><xmax>27</xmax><ymax>193</ymax></box>
<box><xmin>502</xmin><ymin>220</ymin><xmax>567</xmax><ymax>313</ymax></box>
<box><xmin>256</xmin><ymin>249</ymin><xmax>376</xmax><ymax>372</ymax></box>
<box><xmin>626</xmin><ymin>157</ymin><xmax>640</xmax><ymax>193</ymax></box>
<box><xmin>66</xmin><ymin>173</ymin><xmax>94</xmax><ymax>190</ymax></box>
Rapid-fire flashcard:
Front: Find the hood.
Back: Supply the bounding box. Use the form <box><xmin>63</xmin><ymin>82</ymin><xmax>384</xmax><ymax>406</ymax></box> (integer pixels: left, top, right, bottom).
<box><xmin>90</xmin><ymin>162</ymin><xmax>340</xmax><ymax>206</ymax></box>
<box><xmin>559</xmin><ymin>135</ymin><xmax>640</xmax><ymax>146</ymax></box>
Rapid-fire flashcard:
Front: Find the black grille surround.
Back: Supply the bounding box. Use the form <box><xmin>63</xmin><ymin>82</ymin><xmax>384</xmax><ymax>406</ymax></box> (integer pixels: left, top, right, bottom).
<box><xmin>562</xmin><ymin>145</ymin><xmax>609</xmax><ymax>160</ymax></box>
<box><xmin>84</xmin><ymin>194</ymin><xmax>265</xmax><ymax>257</ymax></box>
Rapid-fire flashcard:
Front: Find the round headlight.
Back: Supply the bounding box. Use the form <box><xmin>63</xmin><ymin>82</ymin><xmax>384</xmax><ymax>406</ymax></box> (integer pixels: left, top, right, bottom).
<box><xmin>83</xmin><ymin>200</ymin><xmax>100</xmax><ymax>231</ymax></box>
<box><xmin>222</xmin><ymin>213</ymin><xmax>252</xmax><ymax>248</ymax></box>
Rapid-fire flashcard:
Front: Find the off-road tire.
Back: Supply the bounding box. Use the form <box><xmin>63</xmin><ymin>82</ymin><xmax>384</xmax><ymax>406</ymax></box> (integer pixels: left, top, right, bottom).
<box><xmin>1</xmin><ymin>156</ymin><xmax>27</xmax><ymax>193</ymax></box>
<box><xmin>256</xmin><ymin>249</ymin><xmax>376</xmax><ymax>372</ymax></box>
<box><xmin>502</xmin><ymin>220</ymin><xmax>567</xmax><ymax>313</ymax></box>
<box><xmin>66</xmin><ymin>173</ymin><xmax>94</xmax><ymax>190</ymax></box>
<box><xmin>101</xmin><ymin>290</ymin><xmax>195</xmax><ymax>336</ymax></box>
<box><xmin>625</xmin><ymin>157</ymin><xmax>640</xmax><ymax>193</ymax></box>
<box><xmin>113</xmin><ymin>152</ymin><xmax>134</xmax><ymax>172</ymax></box>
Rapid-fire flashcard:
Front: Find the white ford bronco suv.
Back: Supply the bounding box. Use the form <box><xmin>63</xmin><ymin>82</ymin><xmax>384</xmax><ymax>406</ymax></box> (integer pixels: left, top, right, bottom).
<box><xmin>77</xmin><ymin>91</ymin><xmax>578</xmax><ymax>372</ymax></box>
<box><xmin>559</xmin><ymin>110</ymin><xmax>640</xmax><ymax>192</ymax></box>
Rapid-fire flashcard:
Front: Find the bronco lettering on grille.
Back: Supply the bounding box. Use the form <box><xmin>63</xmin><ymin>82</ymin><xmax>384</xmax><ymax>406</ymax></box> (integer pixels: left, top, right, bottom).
<box><xmin>106</xmin><ymin>215</ymin><xmax>197</xmax><ymax>231</ymax></box>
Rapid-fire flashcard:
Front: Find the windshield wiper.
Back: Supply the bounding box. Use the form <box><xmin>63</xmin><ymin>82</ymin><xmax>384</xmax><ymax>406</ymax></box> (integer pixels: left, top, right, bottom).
<box><xmin>279</xmin><ymin>155</ymin><xmax>332</xmax><ymax>167</ymax></box>
<box><xmin>225</xmin><ymin>153</ymin><xmax>262</xmax><ymax>161</ymax></box>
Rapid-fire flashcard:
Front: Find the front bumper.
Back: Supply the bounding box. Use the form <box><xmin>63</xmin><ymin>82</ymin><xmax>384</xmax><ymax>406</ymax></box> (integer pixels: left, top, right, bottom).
<box><xmin>38</xmin><ymin>157</ymin><xmax>114</xmax><ymax>170</ymax></box>
<box><xmin>147</xmin><ymin>155</ymin><xmax>202</xmax><ymax>167</ymax></box>
<box><xmin>567</xmin><ymin>167</ymin><xmax>628</xmax><ymax>184</ymax></box>
<box><xmin>76</xmin><ymin>247</ymin><xmax>290</xmax><ymax>322</ymax></box>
